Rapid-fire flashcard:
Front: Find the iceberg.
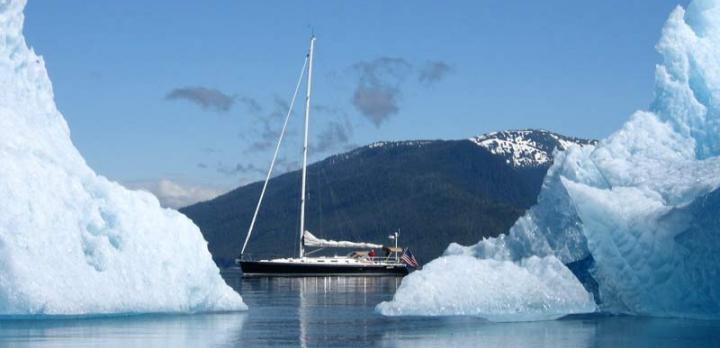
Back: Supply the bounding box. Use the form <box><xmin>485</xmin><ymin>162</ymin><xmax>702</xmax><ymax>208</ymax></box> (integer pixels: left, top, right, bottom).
<box><xmin>376</xmin><ymin>255</ymin><xmax>596</xmax><ymax>322</ymax></box>
<box><xmin>380</xmin><ymin>0</ymin><xmax>720</xmax><ymax>320</ymax></box>
<box><xmin>0</xmin><ymin>0</ymin><xmax>246</xmax><ymax>315</ymax></box>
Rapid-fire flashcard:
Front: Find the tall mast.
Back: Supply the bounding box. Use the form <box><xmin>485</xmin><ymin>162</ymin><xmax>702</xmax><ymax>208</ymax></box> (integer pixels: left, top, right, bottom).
<box><xmin>299</xmin><ymin>36</ymin><xmax>315</xmax><ymax>258</ymax></box>
<box><xmin>239</xmin><ymin>56</ymin><xmax>308</xmax><ymax>257</ymax></box>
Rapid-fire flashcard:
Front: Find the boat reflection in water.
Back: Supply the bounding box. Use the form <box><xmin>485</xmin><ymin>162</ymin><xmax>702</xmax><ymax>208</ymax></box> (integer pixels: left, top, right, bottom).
<box><xmin>226</xmin><ymin>275</ymin><xmax>402</xmax><ymax>348</ymax></box>
<box><xmin>225</xmin><ymin>274</ymin><xmax>720</xmax><ymax>348</ymax></box>
<box><xmin>1</xmin><ymin>275</ymin><xmax>717</xmax><ymax>347</ymax></box>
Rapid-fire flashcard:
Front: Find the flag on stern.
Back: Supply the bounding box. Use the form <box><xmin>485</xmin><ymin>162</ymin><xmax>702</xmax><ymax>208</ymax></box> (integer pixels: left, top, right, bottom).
<box><xmin>400</xmin><ymin>248</ymin><xmax>419</xmax><ymax>268</ymax></box>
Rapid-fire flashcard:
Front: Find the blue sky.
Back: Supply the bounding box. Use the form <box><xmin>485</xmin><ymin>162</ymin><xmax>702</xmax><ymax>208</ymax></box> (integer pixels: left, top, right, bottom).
<box><xmin>23</xmin><ymin>0</ymin><xmax>690</xmax><ymax>206</ymax></box>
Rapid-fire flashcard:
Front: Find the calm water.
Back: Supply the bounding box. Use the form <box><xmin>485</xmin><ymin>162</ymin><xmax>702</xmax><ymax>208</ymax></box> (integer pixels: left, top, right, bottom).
<box><xmin>0</xmin><ymin>273</ymin><xmax>718</xmax><ymax>347</ymax></box>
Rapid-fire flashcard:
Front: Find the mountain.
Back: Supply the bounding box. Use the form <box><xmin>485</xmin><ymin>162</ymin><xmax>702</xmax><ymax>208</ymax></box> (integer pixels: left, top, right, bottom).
<box><xmin>180</xmin><ymin>129</ymin><xmax>596</xmax><ymax>268</ymax></box>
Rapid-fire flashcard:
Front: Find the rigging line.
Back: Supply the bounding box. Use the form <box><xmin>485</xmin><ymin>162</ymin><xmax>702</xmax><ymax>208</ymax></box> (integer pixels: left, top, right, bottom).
<box><xmin>241</xmin><ymin>55</ymin><xmax>309</xmax><ymax>256</ymax></box>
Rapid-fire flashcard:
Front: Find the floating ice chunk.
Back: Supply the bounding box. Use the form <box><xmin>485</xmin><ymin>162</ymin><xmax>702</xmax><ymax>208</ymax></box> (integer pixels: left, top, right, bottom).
<box><xmin>0</xmin><ymin>0</ymin><xmax>245</xmax><ymax>315</ymax></box>
<box><xmin>376</xmin><ymin>255</ymin><xmax>596</xmax><ymax>322</ymax></box>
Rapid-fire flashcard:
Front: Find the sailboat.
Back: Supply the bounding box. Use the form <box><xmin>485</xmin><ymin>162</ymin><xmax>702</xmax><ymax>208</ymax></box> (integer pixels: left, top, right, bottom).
<box><xmin>236</xmin><ymin>36</ymin><xmax>410</xmax><ymax>277</ymax></box>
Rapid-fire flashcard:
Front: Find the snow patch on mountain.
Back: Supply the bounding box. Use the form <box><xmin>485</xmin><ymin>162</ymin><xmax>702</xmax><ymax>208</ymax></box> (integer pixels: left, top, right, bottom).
<box><xmin>470</xmin><ymin>130</ymin><xmax>596</xmax><ymax>167</ymax></box>
<box><xmin>329</xmin><ymin>140</ymin><xmax>435</xmax><ymax>163</ymax></box>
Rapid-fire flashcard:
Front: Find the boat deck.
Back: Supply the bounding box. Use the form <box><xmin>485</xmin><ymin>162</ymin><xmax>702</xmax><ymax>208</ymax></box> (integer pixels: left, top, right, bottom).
<box><xmin>238</xmin><ymin>256</ymin><xmax>409</xmax><ymax>277</ymax></box>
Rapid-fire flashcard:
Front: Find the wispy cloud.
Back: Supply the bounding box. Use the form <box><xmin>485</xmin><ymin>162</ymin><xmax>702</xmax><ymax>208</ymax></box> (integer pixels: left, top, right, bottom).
<box><xmin>201</xmin><ymin>147</ymin><xmax>222</xmax><ymax>154</ymax></box>
<box><xmin>237</xmin><ymin>96</ymin><xmax>263</xmax><ymax>114</ymax></box>
<box><xmin>314</xmin><ymin>105</ymin><xmax>353</xmax><ymax>154</ymax></box>
<box><xmin>349</xmin><ymin>58</ymin><xmax>452</xmax><ymax>127</ymax></box>
<box><xmin>276</xmin><ymin>157</ymin><xmax>301</xmax><ymax>174</ymax></box>
<box><xmin>352</xmin><ymin>85</ymin><xmax>400</xmax><ymax>127</ymax></box>
<box><xmin>165</xmin><ymin>87</ymin><xmax>235</xmax><ymax>112</ymax></box>
<box><xmin>351</xmin><ymin>57</ymin><xmax>412</xmax><ymax>127</ymax></box>
<box><xmin>418</xmin><ymin>61</ymin><xmax>452</xmax><ymax>84</ymax></box>
<box><xmin>126</xmin><ymin>179</ymin><xmax>225</xmax><ymax>208</ymax></box>
<box><xmin>217</xmin><ymin>162</ymin><xmax>265</xmax><ymax>176</ymax></box>
<box><xmin>249</xmin><ymin>97</ymin><xmax>293</xmax><ymax>152</ymax></box>
<box><xmin>216</xmin><ymin>156</ymin><xmax>300</xmax><ymax>179</ymax></box>
<box><xmin>316</xmin><ymin>120</ymin><xmax>352</xmax><ymax>153</ymax></box>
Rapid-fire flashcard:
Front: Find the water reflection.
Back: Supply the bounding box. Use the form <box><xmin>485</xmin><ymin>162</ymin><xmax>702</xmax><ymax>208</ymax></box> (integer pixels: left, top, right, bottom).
<box><xmin>0</xmin><ymin>276</ymin><xmax>717</xmax><ymax>347</ymax></box>
<box><xmin>229</xmin><ymin>275</ymin><xmax>720</xmax><ymax>348</ymax></box>
<box><xmin>230</xmin><ymin>275</ymin><xmax>403</xmax><ymax>347</ymax></box>
<box><xmin>0</xmin><ymin>312</ymin><xmax>245</xmax><ymax>348</ymax></box>
<box><xmin>379</xmin><ymin>316</ymin><xmax>597</xmax><ymax>348</ymax></box>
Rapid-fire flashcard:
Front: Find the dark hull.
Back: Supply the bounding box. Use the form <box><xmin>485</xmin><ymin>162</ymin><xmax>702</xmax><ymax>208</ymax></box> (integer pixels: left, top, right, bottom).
<box><xmin>239</xmin><ymin>260</ymin><xmax>408</xmax><ymax>277</ymax></box>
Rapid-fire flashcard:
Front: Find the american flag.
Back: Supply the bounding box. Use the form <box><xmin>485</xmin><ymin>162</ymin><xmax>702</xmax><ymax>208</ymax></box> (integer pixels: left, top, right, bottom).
<box><xmin>400</xmin><ymin>248</ymin><xmax>419</xmax><ymax>268</ymax></box>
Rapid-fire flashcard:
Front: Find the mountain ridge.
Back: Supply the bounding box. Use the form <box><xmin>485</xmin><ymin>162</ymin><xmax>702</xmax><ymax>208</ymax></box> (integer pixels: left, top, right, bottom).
<box><xmin>181</xmin><ymin>129</ymin><xmax>596</xmax><ymax>267</ymax></box>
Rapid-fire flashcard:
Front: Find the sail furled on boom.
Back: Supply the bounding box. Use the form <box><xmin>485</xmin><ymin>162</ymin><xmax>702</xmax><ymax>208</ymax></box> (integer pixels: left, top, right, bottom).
<box><xmin>303</xmin><ymin>231</ymin><xmax>382</xmax><ymax>249</ymax></box>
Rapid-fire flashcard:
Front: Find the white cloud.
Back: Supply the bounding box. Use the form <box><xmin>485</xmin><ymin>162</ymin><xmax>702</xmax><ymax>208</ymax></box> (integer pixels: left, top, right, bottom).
<box><xmin>125</xmin><ymin>179</ymin><xmax>226</xmax><ymax>209</ymax></box>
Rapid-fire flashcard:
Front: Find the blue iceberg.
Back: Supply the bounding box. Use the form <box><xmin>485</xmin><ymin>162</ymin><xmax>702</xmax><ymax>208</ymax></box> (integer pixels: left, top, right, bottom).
<box><xmin>379</xmin><ymin>0</ymin><xmax>720</xmax><ymax>321</ymax></box>
<box><xmin>0</xmin><ymin>0</ymin><xmax>245</xmax><ymax>316</ymax></box>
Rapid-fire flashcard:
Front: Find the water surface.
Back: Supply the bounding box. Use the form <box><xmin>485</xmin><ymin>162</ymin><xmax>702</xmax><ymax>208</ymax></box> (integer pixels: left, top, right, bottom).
<box><xmin>0</xmin><ymin>274</ymin><xmax>718</xmax><ymax>347</ymax></box>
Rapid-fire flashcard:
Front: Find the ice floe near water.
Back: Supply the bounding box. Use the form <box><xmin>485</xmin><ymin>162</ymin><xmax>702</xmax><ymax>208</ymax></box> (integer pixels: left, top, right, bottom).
<box><xmin>0</xmin><ymin>0</ymin><xmax>245</xmax><ymax>316</ymax></box>
<box><xmin>380</xmin><ymin>0</ymin><xmax>720</xmax><ymax>321</ymax></box>
<box><xmin>376</xmin><ymin>255</ymin><xmax>596</xmax><ymax>322</ymax></box>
